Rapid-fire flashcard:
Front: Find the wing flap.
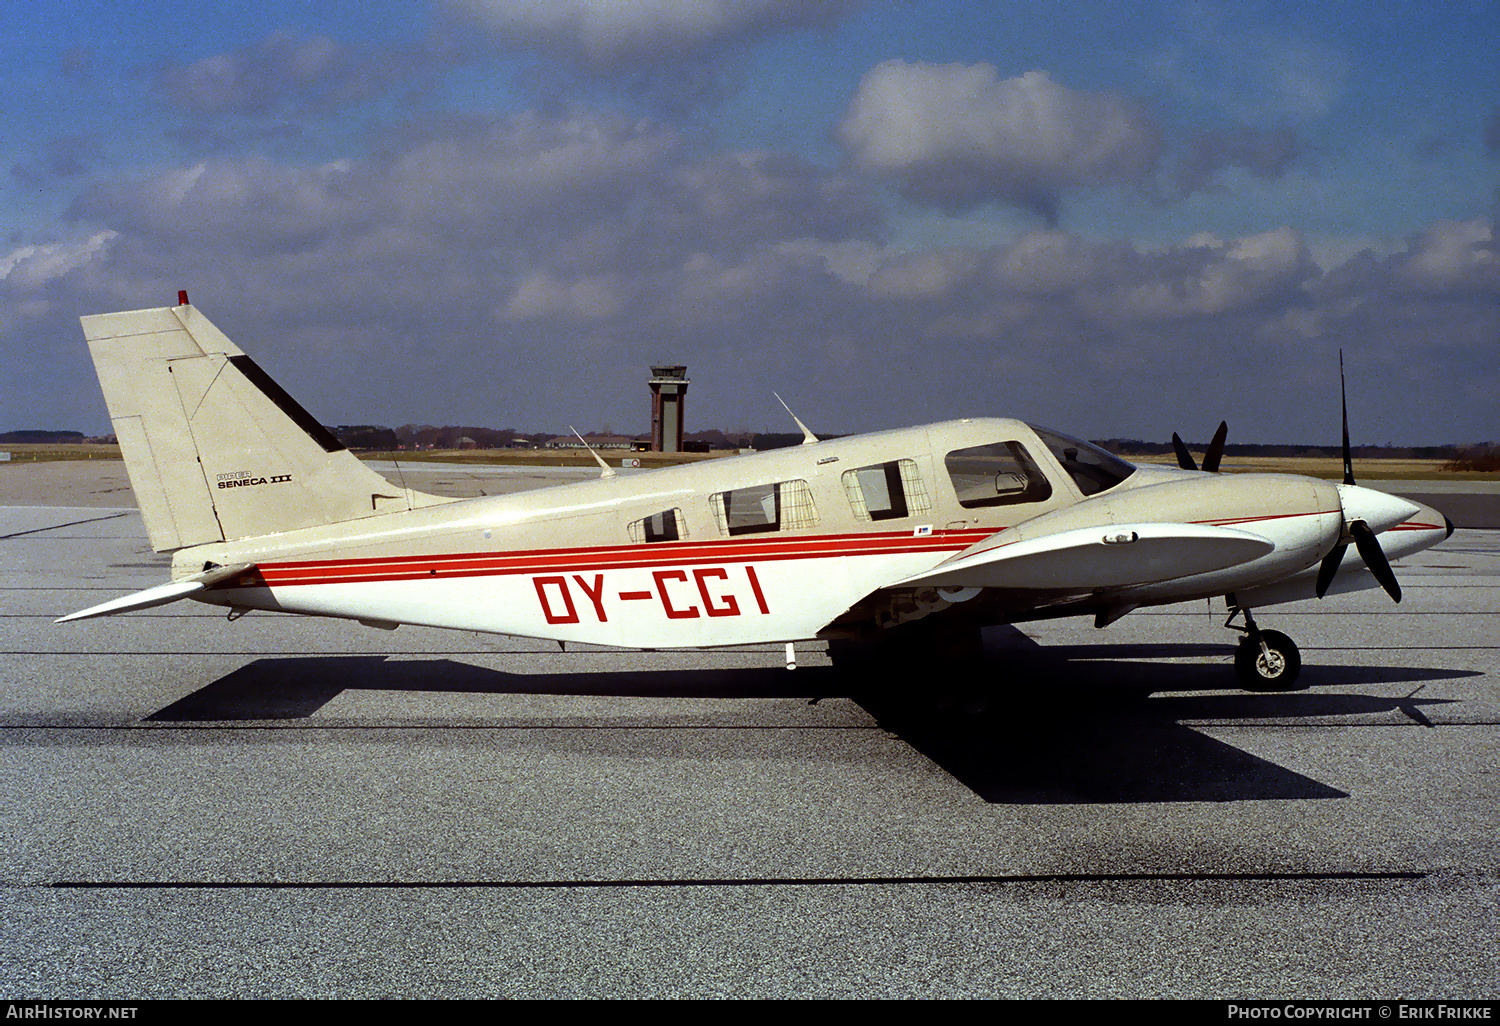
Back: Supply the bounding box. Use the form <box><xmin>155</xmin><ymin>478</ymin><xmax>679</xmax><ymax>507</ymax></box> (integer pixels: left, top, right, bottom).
<box><xmin>56</xmin><ymin>563</ymin><xmax>254</xmax><ymax>623</ymax></box>
<box><xmin>896</xmin><ymin>523</ymin><xmax>1274</xmax><ymax>590</ymax></box>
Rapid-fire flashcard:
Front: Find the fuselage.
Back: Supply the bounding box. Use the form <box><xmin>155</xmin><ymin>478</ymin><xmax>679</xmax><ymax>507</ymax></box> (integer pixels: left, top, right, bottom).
<box><xmin>174</xmin><ymin>418</ymin><xmax>1450</xmax><ymax>648</ymax></box>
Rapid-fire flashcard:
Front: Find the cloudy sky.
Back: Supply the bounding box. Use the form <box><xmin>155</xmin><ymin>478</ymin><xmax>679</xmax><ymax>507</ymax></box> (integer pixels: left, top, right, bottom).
<box><xmin>3</xmin><ymin>1</ymin><xmax>1495</xmax><ymax>445</ymax></box>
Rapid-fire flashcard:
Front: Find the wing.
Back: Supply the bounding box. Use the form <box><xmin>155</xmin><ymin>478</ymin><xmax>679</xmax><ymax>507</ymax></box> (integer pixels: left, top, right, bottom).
<box><xmin>894</xmin><ymin>522</ymin><xmax>1274</xmax><ymax>591</ymax></box>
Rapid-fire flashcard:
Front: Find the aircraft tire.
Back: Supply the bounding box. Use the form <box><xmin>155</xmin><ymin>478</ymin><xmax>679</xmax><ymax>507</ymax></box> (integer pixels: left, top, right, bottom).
<box><xmin>1235</xmin><ymin>630</ymin><xmax>1302</xmax><ymax>691</ymax></box>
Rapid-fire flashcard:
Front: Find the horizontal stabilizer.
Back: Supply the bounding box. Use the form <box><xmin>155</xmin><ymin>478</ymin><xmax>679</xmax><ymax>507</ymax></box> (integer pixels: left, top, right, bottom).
<box><xmin>897</xmin><ymin>523</ymin><xmax>1274</xmax><ymax>591</ymax></box>
<box><xmin>56</xmin><ymin>563</ymin><xmax>253</xmax><ymax>623</ymax></box>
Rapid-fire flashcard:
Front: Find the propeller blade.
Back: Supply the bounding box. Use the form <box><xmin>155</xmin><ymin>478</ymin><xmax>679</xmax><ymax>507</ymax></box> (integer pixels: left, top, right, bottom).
<box><xmin>1339</xmin><ymin>350</ymin><xmax>1354</xmax><ymax>486</ymax></box>
<box><xmin>1350</xmin><ymin>520</ymin><xmax>1401</xmax><ymax>602</ymax></box>
<box><xmin>1172</xmin><ymin>432</ymin><xmax>1198</xmax><ymax>471</ymax></box>
<box><xmin>1315</xmin><ymin>542</ymin><xmax>1347</xmax><ymax>598</ymax></box>
<box><xmin>1202</xmin><ymin>420</ymin><xmax>1229</xmax><ymax>474</ymax></box>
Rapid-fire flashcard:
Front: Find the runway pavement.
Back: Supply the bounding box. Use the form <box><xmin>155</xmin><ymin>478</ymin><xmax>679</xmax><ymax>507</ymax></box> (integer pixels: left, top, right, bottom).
<box><xmin>1</xmin><ymin>464</ymin><xmax>1496</xmax><ymax>998</ymax></box>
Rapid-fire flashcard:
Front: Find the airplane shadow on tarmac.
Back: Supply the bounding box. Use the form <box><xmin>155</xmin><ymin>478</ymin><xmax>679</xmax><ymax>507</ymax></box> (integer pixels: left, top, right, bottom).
<box><xmin>147</xmin><ymin>626</ymin><xmax>1471</xmax><ymax>806</ymax></box>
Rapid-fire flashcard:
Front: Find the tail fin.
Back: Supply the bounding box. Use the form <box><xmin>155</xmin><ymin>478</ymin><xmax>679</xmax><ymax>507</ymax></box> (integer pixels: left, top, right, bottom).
<box><xmin>81</xmin><ymin>299</ymin><xmax>448</xmax><ymax>551</ymax></box>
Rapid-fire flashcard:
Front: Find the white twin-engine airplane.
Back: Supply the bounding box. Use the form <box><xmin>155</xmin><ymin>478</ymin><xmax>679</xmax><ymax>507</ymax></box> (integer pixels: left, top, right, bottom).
<box><xmin>60</xmin><ymin>297</ymin><xmax>1453</xmax><ymax>691</ymax></box>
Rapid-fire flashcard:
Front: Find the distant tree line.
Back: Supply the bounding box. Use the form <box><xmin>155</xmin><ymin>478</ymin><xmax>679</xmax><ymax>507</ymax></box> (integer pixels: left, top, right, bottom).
<box><xmin>0</xmin><ymin>430</ymin><xmax>87</xmax><ymax>443</ymax></box>
<box><xmin>5</xmin><ymin>425</ymin><xmax>1491</xmax><ymax>461</ymax></box>
<box><xmin>1444</xmin><ymin>443</ymin><xmax>1500</xmax><ymax>472</ymax></box>
<box><xmin>1093</xmin><ymin>438</ymin><xmax>1478</xmax><ymax>460</ymax></box>
<box><xmin>336</xmin><ymin>424</ymin><xmax>774</xmax><ymax>451</ymax></box>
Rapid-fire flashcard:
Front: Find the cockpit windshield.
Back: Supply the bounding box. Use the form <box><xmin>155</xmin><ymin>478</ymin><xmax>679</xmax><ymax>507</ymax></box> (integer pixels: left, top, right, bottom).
<box><xmin>1027</xmin><ymin>425</ymin><xmax>1136</xmax><ymax>497</ymax></box>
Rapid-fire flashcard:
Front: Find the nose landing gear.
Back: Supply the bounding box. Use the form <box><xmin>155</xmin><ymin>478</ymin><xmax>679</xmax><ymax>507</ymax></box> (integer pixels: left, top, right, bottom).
<box><xmin>1226</xmin><ymin>599</ymin><xmax>1302</xmax><ymax>691</ymax></box>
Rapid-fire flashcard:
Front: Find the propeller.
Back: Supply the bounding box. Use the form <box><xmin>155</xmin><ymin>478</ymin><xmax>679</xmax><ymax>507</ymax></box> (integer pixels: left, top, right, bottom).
<box><xmin>1339</xmin><ymin>350</ymin><xmax>1354</xmax><ymax>486</ymax></box>
<box><xmin>1314</xmin><ymin>351</ymin><xmax>1406</xmax><ymax>602</ymax></box>
<box><xmin>1171</xmin><ymin>420</ymin><xmax>1228</xmax><ymax>473</ymax></box>
<box><xmin>1315</xmin><ymin>518</ymin><xmax>1402</xmax><ymax>601</ymax></box>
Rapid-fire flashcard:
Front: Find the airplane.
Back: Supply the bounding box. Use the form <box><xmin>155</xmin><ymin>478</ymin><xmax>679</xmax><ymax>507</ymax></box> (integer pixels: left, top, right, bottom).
<box><xmin>58</xmin><ymin>295</ymin><xmax>1454</xmax><ymax>692</ymax></box>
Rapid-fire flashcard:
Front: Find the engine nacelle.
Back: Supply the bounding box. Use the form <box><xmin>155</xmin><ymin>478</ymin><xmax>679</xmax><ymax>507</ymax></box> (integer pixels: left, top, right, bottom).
<box><xmin>999</xmin><ymin>473</ymin><xmax>1344</xmax><ymax>603</ymax></box>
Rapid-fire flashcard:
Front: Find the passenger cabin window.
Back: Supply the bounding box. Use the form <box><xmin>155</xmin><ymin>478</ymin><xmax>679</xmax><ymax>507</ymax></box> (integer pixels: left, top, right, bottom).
<box><xmin>944</xmin><ymin>442</ymin><xmax>1053</xmax><ymax>508</ymax></box>
<box><xmin>628</xmin><ymin>508</ymin><xmax>687</xmax><ymax>543</ymax></box>
<box><xmin>842</xmin><ymin>459</ymin><xmax>931</xmax><ymax>522</ymax></box>
<box><xmin>711</xmin><ymin>480</ymin><xmax>817</xmax><ymax>536</ymax></box>
<box><xmin>1027</xmin><ymin>425</ymin><xmax>1135</xmax><ymax>496</ymax></box>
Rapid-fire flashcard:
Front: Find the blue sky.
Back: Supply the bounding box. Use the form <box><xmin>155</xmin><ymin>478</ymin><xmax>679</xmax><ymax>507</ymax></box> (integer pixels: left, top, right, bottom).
<box><xmin>2</xmin><ymin>1</ymin><xmax>1495</xmax><ymax>444</ymax></box>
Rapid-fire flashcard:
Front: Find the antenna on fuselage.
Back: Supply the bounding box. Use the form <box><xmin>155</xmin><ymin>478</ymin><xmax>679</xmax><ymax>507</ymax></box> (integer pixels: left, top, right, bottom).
<box><xmin>571</xmin><ymin>427</ymin><xmax>617</xmax><ymax>479</ymax></box>
<box><xmin>773</xmin><ymin>393</ymin><xmax>819</xmax><ymax>444</ymax></box>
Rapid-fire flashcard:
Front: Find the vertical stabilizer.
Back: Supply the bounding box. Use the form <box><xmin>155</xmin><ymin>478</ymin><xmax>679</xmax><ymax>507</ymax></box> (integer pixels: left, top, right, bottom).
<box><xmin>81</xmin><ymin>300</ymin><xmax>447</xmax><ymax>551</ymax></box>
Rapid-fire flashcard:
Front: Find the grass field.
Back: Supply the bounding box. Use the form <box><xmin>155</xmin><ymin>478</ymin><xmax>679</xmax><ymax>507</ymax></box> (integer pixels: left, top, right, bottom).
<box><xmin>1128</xmin><ymin>453</ymin><xmax>1494</xmax><ymax>481</ymax></box>
<box><xmin>2</xmin><ymin>443</ymin><xmax>1494</xmax><ymax>481</ymax></box>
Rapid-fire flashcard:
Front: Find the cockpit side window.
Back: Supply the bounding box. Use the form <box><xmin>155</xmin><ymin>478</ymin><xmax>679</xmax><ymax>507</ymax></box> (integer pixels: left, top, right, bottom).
<box><xmin>711</xmin><ymin>480</ymin><xmax>818</xmax><ymax>536</ymax></box>
<box><xmin>628</xmin><ymin>508</ymin><xmax>687</xmax><ymax>543</ymax></box>
<box><xmin>842</xmin><ymin>459</ymin><xmax>931</xmax><ymax>522</ymax></box>
<box><xmin>1027</xmin><ymin>425</ymin><xmax>1136</xmax><ymax>497</ymax></box>
<box><xmin>944</xmin><ymin>442</ymin><xmax>1053</xmax><ymax>508</ymax></box>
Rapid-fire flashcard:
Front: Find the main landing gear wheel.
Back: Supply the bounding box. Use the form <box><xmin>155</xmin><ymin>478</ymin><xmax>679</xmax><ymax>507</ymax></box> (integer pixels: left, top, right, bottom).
<box><xmin>1234</xmin><ymin>629</ymin><xmax>1301</xmax><ymax>691</ymax></box>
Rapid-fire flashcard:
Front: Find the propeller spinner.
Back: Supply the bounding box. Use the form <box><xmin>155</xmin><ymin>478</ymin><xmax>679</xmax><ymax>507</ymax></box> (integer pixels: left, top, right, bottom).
<box><xmin>1315</xmin><ymin>484</ymin><xmax>1418</xmax><ymax>600</ymax></box>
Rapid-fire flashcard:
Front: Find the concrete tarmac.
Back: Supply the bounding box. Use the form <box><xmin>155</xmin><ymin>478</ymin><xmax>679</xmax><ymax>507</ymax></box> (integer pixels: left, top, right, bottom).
<box><xmin>1</xmin><ymin>464</ymin><xmax>1496</xmax><ymax>998</ymax></box>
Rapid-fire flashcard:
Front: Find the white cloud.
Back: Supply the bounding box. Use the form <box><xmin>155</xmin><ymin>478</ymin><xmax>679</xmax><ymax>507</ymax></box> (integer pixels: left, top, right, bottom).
<box><xmin>499</xmin><ymin>270</ymin><xmax>629</xmax><ymax>321</ymax></box>
<box><xmin>0</xmin><ymin>232</ymin><xmax>117</xmax><ymax>290</ymax></box>
<box><xmin>0</xmin><ymin>232</ymin><xmax>118</xmax><ymax>339</ymax></box>
<box><xmin>446</xmin><ymin>0</ymin><xmax>858</xmax><ymax>62</ymax></box>
<box><xmin>848</xmin><ymin>226</ymin><xmax>1317</xmax><ymax>323</ymax></box>
<box><xmin>989</xmin><ymin>232</ymin><xmax>1097</xmax><ymax>296</ymax></box>
<box><xmin>70</xmin><ymin>157</ymin><xmax>365</xmax><ymax>256</ymax></box>
<box><xmin>152</xmin><ymin>31</ymin><xmax>446</xmax><ymax>117</ymax></box>
<box><xmin>838</xmin><ymin>63</ymin><xmax>1162</xmax><ymax>216</ymax></box>
<box><xmin>15</xmin><ymin>102</ymin><xmax>1493</xmax><ymax>445</ymax></box>
<box><xmin>380</xmin><ymin>114</ymin><xmax>680</xmax><ymax>239</ymax></box>
<box><xmin>1391</xmin><ymin>220</ymin><xmax>1499</xmax><ymax>295</ymax></box>
<box><xmin>1085</xmin><ymin>227</ymin><xmax>1313</xmax><ymax>321</ymax></box>
<box><xmin>865</xmin><ymin>248</ymin><xmax>979</xmax><ymax>299</ymax></box>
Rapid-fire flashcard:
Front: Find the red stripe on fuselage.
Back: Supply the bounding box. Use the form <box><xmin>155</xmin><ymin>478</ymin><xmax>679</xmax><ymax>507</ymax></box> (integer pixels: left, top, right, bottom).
<box><xmin>244</xmin><ymin>528</ymin><xmax>995</xmax><ymax>589</ymax></box>
<box><xmin>227</xmin><ymin>508</ymin><xmax>1373</xmax><ymax>592</ymax></box>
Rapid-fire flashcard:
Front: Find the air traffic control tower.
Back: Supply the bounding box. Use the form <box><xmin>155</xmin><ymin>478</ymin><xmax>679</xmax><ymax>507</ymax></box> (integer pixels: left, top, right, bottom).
<box><xmin>649</xmin><ymin>365</ymin><xmax>689</xmax><ymax>452</ymax></box>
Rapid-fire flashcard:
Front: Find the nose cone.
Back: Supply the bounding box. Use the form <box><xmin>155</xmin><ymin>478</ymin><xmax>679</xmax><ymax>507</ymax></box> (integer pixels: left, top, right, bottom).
<box><xmin>1337</xmin><ymin>483</ymin><xmax>1420</xmax><ymax>533</ymax></box>
<box><xmin>1366</xmin><ymin>495</ymin><xmax>1452</xmax><ymax>562</ymax></box>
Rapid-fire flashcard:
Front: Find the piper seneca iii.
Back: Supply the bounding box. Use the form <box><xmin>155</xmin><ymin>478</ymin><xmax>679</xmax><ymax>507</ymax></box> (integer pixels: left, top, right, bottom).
<box><xmin>60</xmin><ymin>297</ymin><xmax>1453</xmax><ymax>691</ymax></box>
